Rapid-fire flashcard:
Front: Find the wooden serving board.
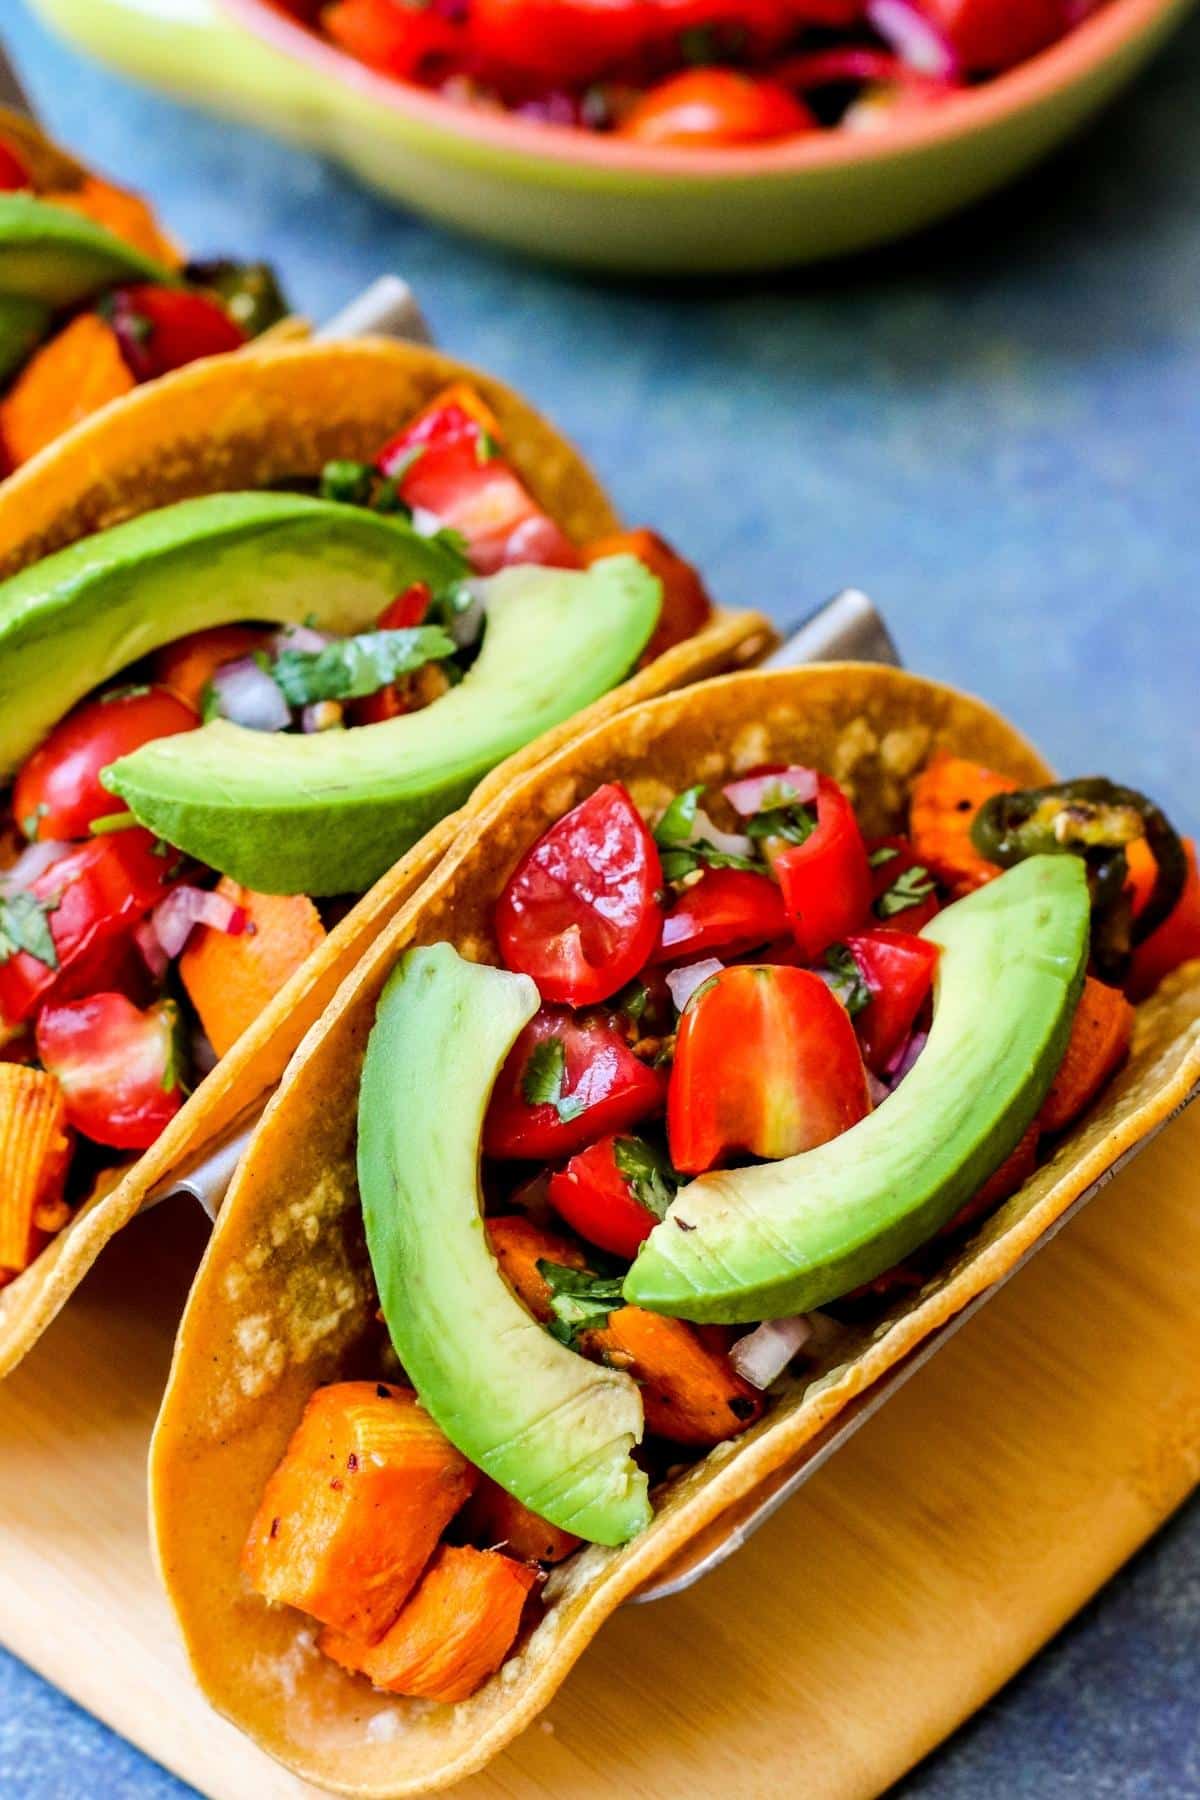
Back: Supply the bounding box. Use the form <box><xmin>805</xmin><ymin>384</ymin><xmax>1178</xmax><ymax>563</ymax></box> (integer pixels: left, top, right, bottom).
<box><xmin>3</xmin><ymin>1105</ymin><xmax>1199</xmax><ymax>1800</ymax></box>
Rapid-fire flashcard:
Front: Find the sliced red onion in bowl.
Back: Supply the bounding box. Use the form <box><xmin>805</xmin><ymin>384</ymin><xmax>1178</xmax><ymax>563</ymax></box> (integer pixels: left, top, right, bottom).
<box><xmin>209</xmin><ymin>656</ymin><xmax>290</xmax><ymax>732</ymax></box>
<box><xmin>865</xmin><ymin>0</ymin><xmax>960</xmax><ymax>77</ymax></box>
<box><xmin>0</xmin><ymin>838</ymin><xmax>72</xmax><ymax>895</ymax></box>
<box><xmin>731</xmin><ymin>1314</ymin><xmax>814</xmax><ymax>1390</ymax></box>
<box><xmin>666</xmin><ymin>957</ymin><xmax>725</xmax><ymax>1013</ymax></box>
<box><xmin>152</xmin><ymin>885</ymin><xmax>247</xmax><ymax>960</ymax></box>
<box><xmin>723</xmin><ymin>765</ymin><xmax>818</xmax><ymax>818</ymax></box>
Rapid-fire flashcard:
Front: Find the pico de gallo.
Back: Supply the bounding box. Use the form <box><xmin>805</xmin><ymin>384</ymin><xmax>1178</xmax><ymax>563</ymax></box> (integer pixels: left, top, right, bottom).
<box><xmin>295</xmin><ymin>0</ymin><xmax>1105</xmax><ymax>146</ymax></box>
<box><xmin>243</xmin><ymin>746</ymin><xmax>1199</xmax><ymax>1705</ymax></box>
<box><xmin>0</xmin><ymin>380</ymin><xmax>714</xmax><ymax>1291</ymax></box>
<box><xmin>0</xmin><ymin>126</ymin><xmax>287</xmax><ymax>470</ymax></box>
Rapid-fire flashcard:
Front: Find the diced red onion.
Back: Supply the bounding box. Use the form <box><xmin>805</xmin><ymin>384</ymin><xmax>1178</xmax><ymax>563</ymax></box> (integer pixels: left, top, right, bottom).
<box><xmin>0</xmin><ymin>838</ymin><xmax>71</xmax><ymax>894</ymax></box>
<box><xmin>210</xmin><ymin>655</ymin><xmax>290</xmax><ymax>732</ymax></box>
<box><xmin>666</xmin><ymin>957</ymin><xmax>725</xmax><ymax>1013</ymax></box>
<box><xmin>686</xmin><ymin>809</ymin><xmax>753</xmax><ymax>860</ymax></box>
<box><xmin>271</xmin><ymin>622</ymin><xmax>330</xmax><ymax>656</ymax></box>
<box><xmin>723</xmin><ymin>765</ymin><xmax>818</xmax><ymax>818</ymax></box>
<box><xmin>446</xmin><ymin>580</ymin><xmax>487</xmax><ymax>648</ymax></box>
<box><xmin>731</xmin><ymin>1315</ymin><xmax>814</xmax><ymax>1390</ymax></box>
<box><xmin>410</xmin><ymin>505</ymin><xmax>445</xmax><ymax>538</ymax></box>
<box><xmin>134</xmin><ymin>918</ymin><xmax>170</xmax><ymax>980</ymax></box>
<box><xmin>866</xmin><ymin>0</ymin><xmax>960</xmax><ymax>78</ymax></box>
<box><xmin>152</xmin><ymin>885</ymin><xmax>247</xmax><ymax>960</ymax></box>
<box><xmin>886</xmin><ymin>1027</ymin><xmax>929</xmax><ymax>1085</ymax></box>
<box><xmin>866</xmin><ymin>1069</ymin><xmax>890</xmax><ymax>1108</ymax></box>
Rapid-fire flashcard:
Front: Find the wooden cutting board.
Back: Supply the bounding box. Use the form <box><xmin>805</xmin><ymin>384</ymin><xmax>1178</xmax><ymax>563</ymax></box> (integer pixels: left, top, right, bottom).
<box><xmin>3</xmin><ymin>1103</ymin><xmax>1199</xmax><ymax>1800</ymax></box>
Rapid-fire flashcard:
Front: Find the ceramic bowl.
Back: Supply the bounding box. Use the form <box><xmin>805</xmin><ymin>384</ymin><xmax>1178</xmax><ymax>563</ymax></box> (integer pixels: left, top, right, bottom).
<box><xmin>30</xmin><ymin>0</ymin><xmax>1196</xmax><ymax>272</ymax></box>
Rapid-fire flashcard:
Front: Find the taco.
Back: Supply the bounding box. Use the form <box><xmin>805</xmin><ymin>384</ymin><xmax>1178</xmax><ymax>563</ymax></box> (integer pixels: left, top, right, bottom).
<box><xmin>150</xmin><ymin>662</ymin><xmax>1200</xmax><ymax>1796</ymax></box>
<box><xmin>0</xmin><ymin>336</ymin><xmax>772</xmax><ymax>1373</ymax></box>
<box><xmin>0</xmin><ymin>103</ymin><xmax>293</xmax><ymax>471</ymax></box>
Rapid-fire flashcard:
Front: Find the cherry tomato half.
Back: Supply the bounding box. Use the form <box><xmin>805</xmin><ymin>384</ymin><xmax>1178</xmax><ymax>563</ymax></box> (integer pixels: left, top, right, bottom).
<box><xmin>377</xmin><ymin>389</ymin><xmax>579</xmax><ymax>576</ymax></box>
<box><xmin>774</xmin><ymin>774</ymin><xmax>872</xmax><ymax>961</ymax></box>
<box><xmin>13</xmin><ymin>685</ymin><xmax>198</xmax><ymax>842</ymax></box>
<box><xmin>668</xmin><ymin>963</ymin><xmax>870</xmax><ymax>1174</ymax></box>
<box><xmin>107</xmin><ymin>284</ymin><xmax>246</xmax><ymax>382</ymax></box>
<box><xmin>0</xmin><ymin>140</ymin><xmax>31</xmax><ymax>190</ymax></box>
<box><xmin>497</xmin><ymin>782</ymin><xmax>664</xmax><ymax>1006</ymax></box>
<box><xmin>548</xmin><ymin>1133</ymin><xmax>666</xmax><ymax>1259</ymax></box>
<box><xmin>618</xmin><ymin>70</ymin><xmax>814</xmax><ymax>149</ymax></box>
<box><xmin>653</xmin><ymin>866</ymin><xmax>787</xmax><ymax>965</ymax></box>
<box><xmin>36</xmin><ymin>992</ymin><xmax>184</xmax><ymax>1149</ymax></box>
<box><xmin>0</xmin><ymin>831</ymin><xmax>185</xmax><ymax>1028</ymax></box>
<box><xmin>484</xmin><ymin>1006</ymin><xmax>666</xmax><ymax>1160</ymax></box>
<box><xmin>581</xmin><ymin>528</ymin><xmax>713</xmax><ymax>664</ymax></box>
<box><xmin>841</xmin><ymin>927</ymin><xmax>939</xmax><ymax>1074</ymax></box>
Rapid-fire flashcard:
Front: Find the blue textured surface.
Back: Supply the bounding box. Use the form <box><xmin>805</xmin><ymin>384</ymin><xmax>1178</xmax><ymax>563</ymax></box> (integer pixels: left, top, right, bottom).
<box><xmin>2</xmin><ymin>3</ymin><xmax>1199</xmax><ymax>1795</ymax></box>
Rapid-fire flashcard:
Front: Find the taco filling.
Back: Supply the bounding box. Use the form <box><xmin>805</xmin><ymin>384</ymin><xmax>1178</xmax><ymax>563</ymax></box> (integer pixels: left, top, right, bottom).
<box><xmin>242</xmin><ymin>746</ymin><xmax>1200</xmax><ymax>1705</ymax></box>
<box><xmin>0</xmin><ymin>116</ymin><xmax>287</xmax><ymax>469</ymax></box>
<box><xmin>0</xmin><ymin>380</ymin><xmax>718</xmax><ymax>1292</ymax></box>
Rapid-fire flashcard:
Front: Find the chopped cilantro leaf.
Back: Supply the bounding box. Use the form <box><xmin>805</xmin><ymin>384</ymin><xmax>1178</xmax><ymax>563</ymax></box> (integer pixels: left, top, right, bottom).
<box><xmin>270</xmin><ymin>626</ymin><xmax>456</xmax><ymax>707</ymax></box>
<box><xmin>654</xmin><ymin>785</ymin><xmax>703</xmax><ymax>848</ymax></box>
<box><xmin>0</xmin><ymin>892</ymin><xmax>59</xmax><ymax>969</ymax></box>
<box><xmin>99</xmin><ymin>684</ymin><xmax>151</xmax><ymax>704</ymax></box>
<box><xmin>654</xmin><ymin>785</ymin><xmax>760</xmax><ymax>881</ymax></box>
<box><xmin>613</xmin><ymin>977</ymin><xmax>649</xmax><ymax>1023</ymax></box>
<box><xmin>824</xmin><ymin>944</ymin><xmax>871</xmax><ymax>1018</ymax></box>
<box><xmin>869</xmin><ymin>845</ymin><xmax>900</xmax><ymax>869</ymax></box>
<box><xmin>21</xmin><ymin>803</ymin><xmax>47</xmax><ymax>843</ymax></box>
<box><xmin>521</xmin><ymin>1036</ymin><xmax>585</xmax><ymax>1124</ymax></box>
<box><xmin>745</xmin><ymin>803</ymin><xmax>816</xmax><ymax>847</ymax></box>
<box><xmin>876</xmin><ymin>864</ymin><xmax>936</xmax><ymax>919</ymax></box>
<box><xmin>612</xmin><ymin>1136</ymin><xmax>676</xmax><ymax>1220</ymax></box>
<box><xmin>475</xmin><ymin>428</ymin><xmax>502</xmax><ymax>464</ymax></box>
<box><xmin>537</xmin><ymin>1261</ymin><xmax>625</xmax><ymax>1348</ymax></box>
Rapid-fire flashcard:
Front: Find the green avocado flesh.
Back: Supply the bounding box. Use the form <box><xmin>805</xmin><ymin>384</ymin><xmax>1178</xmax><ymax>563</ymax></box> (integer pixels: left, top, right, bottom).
<box><xmin>623</xmin><ymin>855</ymin><xmax>1091</xmax><ymax>1324</ymax></box>
<box><xmin>0</xmin><ymin>292</ymin><xmax>52</xmax><ymax>382</ymax></box>
<box><xmin>359</xmin><ymin>944</ymin><xmax>651</xmax><ymax>1547</ymax></box>
<box><xmin>105</xmin><ymin>555</ymin><xmax>659</xmax><ymax>896</ymax></box>
<box><xmin>0</xmin><ymin>491</ymin><xmax>465</xmax><ymax>780</ymax></box>
<box><xmin>0</xmin><ymin>194</ymin><xmax>176</xmax><ymax>307</ymax></box>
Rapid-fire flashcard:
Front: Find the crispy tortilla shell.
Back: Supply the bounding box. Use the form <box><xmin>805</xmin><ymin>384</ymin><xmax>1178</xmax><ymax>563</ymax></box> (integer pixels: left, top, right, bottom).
<box><xmin>0</xmin><ymin>338</ymin><xmax>772</xmax><ymax>1375</ymax></box>
<box><xmin>149</xmin><ymin>664</ymin><xmax>1200</xmax><ymax>1796</ymax></box>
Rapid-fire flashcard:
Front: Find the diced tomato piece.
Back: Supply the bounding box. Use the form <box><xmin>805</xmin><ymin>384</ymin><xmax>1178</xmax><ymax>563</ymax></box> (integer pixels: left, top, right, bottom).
<box><xmin>0</xmin><ymin>140</ymin><xmax>30</xmax><ymax>190</ymax></box>
<box><xmin>376</xmin><ymin>386</ymin><xmax>579</xmax><ymax>576</ymax></box>
<box><xmin>35</xmin><ymin>992</ymin><xmax>184</xmax><ymax>1149</ymax></box>
<box><xmin>921</xmin><ymin>0</ymin><xmax>1065</xmax><ymax>71</ymax></box>
<box><xmin>580</xmin><ymin>529</ymin><xmax>713</xmax><ymax>663</ymax></box>
<box><xmin>0</xmin><ymin>831</ymin><xmax>185</xmax><ymax>1028</ymax></box>
<box><xmin>496</xmin><ymin>782</ymin><xmax>663</xmax><ymax>1006</ymax></box>
<box><xmin>13</xmin><ymin>685</ymin><xmax>198</xmax><ymax>842</ymax></box>
<box><xmin>484</xmin><ymin>1006</ymin><xmax>666</xmax><ymax>1161</ymax></box>
<box><xmin>668</xmin><ymin>963</ymin><xmax>871</xmax><ymax>1174</ymax></box>
<box><xmin>841</xmin><ymin>927</ymin><xmax>939</xmax><ymax>1073</ymax></box>
<box><xmin>548</xmin><ymin>1133</ymin><xmax>666</xmax><ymax>1259</ymax></box>
<box><xmin>866</xmin><ymin>834</ymin><xmax>940</xmax><ymax>934</ymax></box>
<box><xmin>1127</xmin><ymin>839</ymin><xmax>1200</xmax><ymax>1001</ymax></box>
<box><xmin>618</xmin><ymin>69</ymin><xmax>815</xmax><ymax>148</ymax></box>
<box><xmin>323</xmin><ymin>0</ymin><xmax>465</xmax><ymax>79</ymax></box>
<box><xmin>378</xmin><ymin>582</ymin><xmax>432</xmax><ymax>630</ymax></box>
<box><xmin>653</xmin><ymin>867</ymin><xmax>786</xmax><ymax>965</ymax></box>
<box><xmin>774</xmin><ymin>775</ymin><xmax>872</xmax><ymax>961</ymax></box>
<box><xmin>106</xmin><ymin>284</ymin><xmax>246</xmax><ymax>382</ymax></box>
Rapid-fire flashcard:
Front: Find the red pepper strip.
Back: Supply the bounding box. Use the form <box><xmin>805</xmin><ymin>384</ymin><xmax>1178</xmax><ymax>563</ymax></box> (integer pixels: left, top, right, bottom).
<box><xmin>774</xmin><ymin>775</ymin><xmax>872</xmax><ymax>961</ymax></box>
<box><xmin>668</xmin><ymin>963</ymin><xmax>871</xmax><ymax>1175</ymax></box>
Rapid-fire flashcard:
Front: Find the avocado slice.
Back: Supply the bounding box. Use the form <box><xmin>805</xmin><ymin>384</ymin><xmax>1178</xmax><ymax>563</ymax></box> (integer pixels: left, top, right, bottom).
<box><xmin>359</xmin><ymin>944</ymin><xmax>650</xmax><ymax>1547</ymax></box>
<box><xmin>0</xmin><ymin>194</ymin><xmax>177</xmax><ymax>307</ymax></box>
<box><xmin>0</xmin><ymin>292</ymin><xmax>53</xmax><ymax>383</ymax></box>
<box><xmin>623</xmin><ymin>855</ymin><xmax>1090</xmax><ymax>1323</ymax></box>
<box><xmin>0</xmin><ymin>491</ymin><xmax>466</xmax><ymax>779</ymax></box>
<box><xmin>104</xmin><ymin>555</ymin><xmax>660</xmax><ymax>896</ymax></box>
